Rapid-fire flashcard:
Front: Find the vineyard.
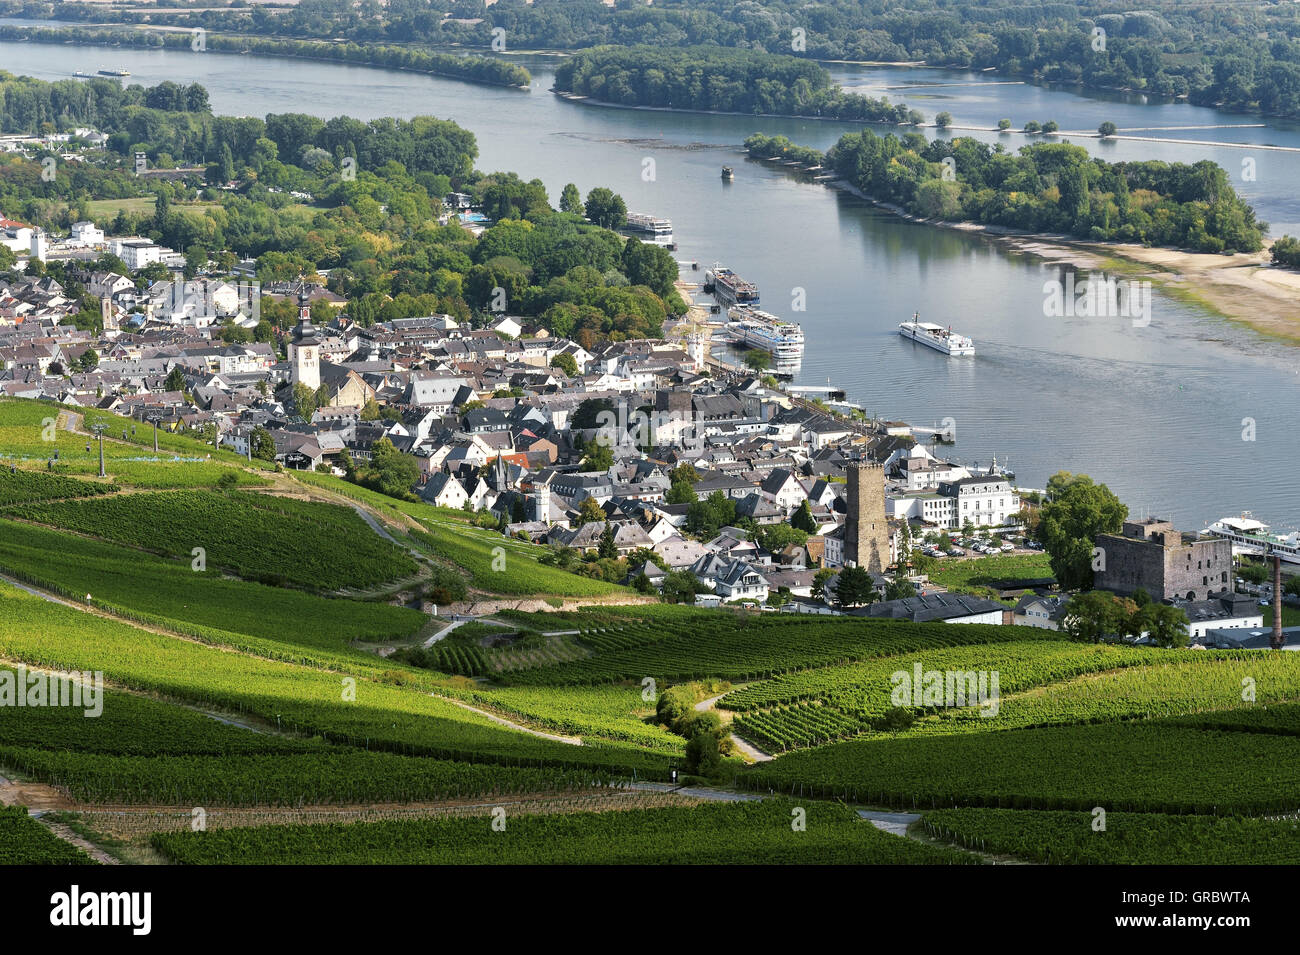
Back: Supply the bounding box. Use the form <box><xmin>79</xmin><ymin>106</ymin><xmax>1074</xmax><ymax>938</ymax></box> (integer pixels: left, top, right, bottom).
<box><xmin>0</xmin><ymin>398</ymin><xmax>273</xmax><ymax>486</ymax></box>
<box><xmin>923</xmin><ymin>808</ymin><xmax>1300</xmax><ymax>865</ymax></box>
<box><xmin>0</xmin><ymin>581</ymin><xmax>671</xmax><ymax>777</ymax></box>
<box><xmin>436</xmin><ymin>684</ymin><xmax>687</xmax><ymax>754</ymax></box>
<box><xmin>737</xmin><ymin>721</ymin><xmax>1300</xmax><ymax>814</ymax></box>
<box><xmin>408</xmin><ymin>524</ymin><xmax>623</xmax><ymax>597</ymax></box>
<box><xmin>497</xmin><ymin>614</ymin><xmax>1048</xmax><ymax>686</ymax></box>
<box><xmin>0</xmin><ymin>519</ymin><xmax>426</xmax><ymax>673</ymax></box>
<box><xmin>0</xmin><ymin>807</ymin><xmax>92</xmax><ymax>865</ymax></box>
<box><xmin>150</xmin><ymin>800</ymin><xmax>977</xmax><ymax>865</ymax></box>
<box><xmin>0</xmin><ymin>469</ymin><xmax>118</xmax><ymax>506</ymax></box>
<box><xmin>11</xmin><ymin>490</ymin><xmax>418</xmax><ymax>591</ymax></box>
<box><xmin>0</xmin><ymin>748</ymin><xmax>610</xmax><ymax>807</ymax></box>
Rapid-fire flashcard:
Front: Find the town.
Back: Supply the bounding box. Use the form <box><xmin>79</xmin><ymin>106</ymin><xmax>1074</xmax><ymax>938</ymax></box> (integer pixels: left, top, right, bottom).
<box><xmin>4</xmin><ymin>199</ymin><xmax>1295</xmax><ymax>649</ymax></box>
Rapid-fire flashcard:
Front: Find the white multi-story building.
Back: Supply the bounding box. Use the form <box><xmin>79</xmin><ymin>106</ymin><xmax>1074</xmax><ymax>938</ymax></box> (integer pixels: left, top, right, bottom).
<box><xmin>890</xmin><ymin>476</ymin><xmax>1020</xmax><ymax>530</ymax></box>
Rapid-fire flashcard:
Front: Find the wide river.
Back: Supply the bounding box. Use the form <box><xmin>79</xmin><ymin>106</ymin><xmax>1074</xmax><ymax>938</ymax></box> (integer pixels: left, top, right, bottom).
<box><xmin>2</xmin><ymin>35</ymin><xmax>1298</xmax><ymax>530</ymax></box>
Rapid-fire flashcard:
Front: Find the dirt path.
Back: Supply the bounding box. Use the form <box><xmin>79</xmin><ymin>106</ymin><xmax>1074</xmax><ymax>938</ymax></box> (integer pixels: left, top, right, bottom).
<box><xmin>727</xmin><ymin>732</ymin><xmax>775</xmax><ymax>763</ymax></box>
<box><xmin>32</xmin><ymin>814</ymin><xmax>120</xmax><ymax>865</ymax></box>
<box><xmin>435</xmin><ymin>695</ymin><xmax>583</xmax><ymax>746</ymax></box>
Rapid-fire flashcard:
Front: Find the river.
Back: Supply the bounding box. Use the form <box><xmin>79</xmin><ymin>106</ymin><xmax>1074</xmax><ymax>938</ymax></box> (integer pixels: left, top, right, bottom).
<box><xmin>2</xmin><ymin>35</ymin><xmax>1297</xmax><ymax>531</ymax></box>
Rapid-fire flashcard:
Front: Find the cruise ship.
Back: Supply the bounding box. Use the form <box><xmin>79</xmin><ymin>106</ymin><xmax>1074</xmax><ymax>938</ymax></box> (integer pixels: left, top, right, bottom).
<box><xmin>898</xmin><ymin>314</ymin><xmax>975</xmax><ymax>356</ymax></box>
<box><xmin>706</xmin><ymin>265</ymin><xmax>759</xmax><ymax>307</ymax></box>
<box><xmin>1202</xmin><ymin>514</ymin><xmax>1300</xmax><ymax>565</ymax></box>
<box><xmin>624</xmin><ymin>213</ymin><xmax>673</xmax><ymax>246</ymax></box>
<box><xmin>727</xmin><ymin>306</ymin><xmax>804</xmax><ymax>360</ymax></box>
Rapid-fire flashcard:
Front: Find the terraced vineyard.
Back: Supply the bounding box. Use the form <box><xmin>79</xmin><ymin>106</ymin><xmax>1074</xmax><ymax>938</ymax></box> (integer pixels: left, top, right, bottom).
<box><xmin>151</xmin><ymin>800</ymin><xmax>976</xmax><ymax>865</ymax></box>
<box><xmin>0</xmin><ymin>519</ymin><xmax>426</xmax><ymax>672</ymax></box>
<box><xmin>438</xmin><ymin>684</ymin><xmax>686</xmax><ymax>754</ymax></box>
<box><xmin>409</xmin><ymin>524</ymin><xmax>623</xmax><ymax>597</ymax></box>
<box><xmin>733</xmin><ymin>703</ymin><xmax>867</xmax><ymax>752</ymax></box>
<box><xmin>0</xmin><ymin>581</ymin><xmax>670</xmax><ymax>776</ymax></box>
<box><xmin>0</xmin><ymin>469</ymin><xmax>118</xmax><ymax>506</ymax></box>
<box><xmin>0</xmin><ymin>807</ymin><xmax>92</xmax><ymax>865</ymax></box>
<box><xmin>737</xmin><ymin>721</ymin><xmax>1300</xmax><ymax>814</ymax></box>
<box><xmin>498</xmin><ymin>614</ymin><xmax>1047</xmax><ymax>686</ymax></box>
<box><xmin>12</xmin><ymin>490</ymin><xmax>417</xmax><ymax>591</ymax></box>
<box><xmin>924</xmin><ymin>808</ymin><xmax>1300</xmax><ymax>864</ymax></box>
<box><xmin>0</xmin><ymin>398</ymin><xmax>273</xmax><ymax>486</ymax></box>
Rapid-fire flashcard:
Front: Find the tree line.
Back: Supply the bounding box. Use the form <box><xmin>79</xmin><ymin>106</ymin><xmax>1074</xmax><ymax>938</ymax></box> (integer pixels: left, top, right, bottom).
<box><xmin>554</xmin><ymin>46</ymin><xmax>908</xmax><ymax>123</ymax></box>
<box><xmin>748</xmin><ymin>130</ymin><xmax>1264</xmax><ymax>254</ymax></box>
<box><xmin>14</xmin><ymin>0</ymin><xmax>1300</xmax><ymax>119</ymax></box>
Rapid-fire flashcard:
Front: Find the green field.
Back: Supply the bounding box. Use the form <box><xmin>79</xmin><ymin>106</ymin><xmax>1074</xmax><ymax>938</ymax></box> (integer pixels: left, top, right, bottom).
<box><xmin>926</xmin><ymin>552</ymin><xmax>1054</xmax><ymax>596</ymax></box>
<box><xmin>924</xmin><ymin>807</ymin><xmax>1300</xmax><ymax>864</ymax></box>
<box><xmin>0</xmin><ymin>519</ymin><xmax>425</xmax><ymax>672</ymax></box>
<box><xmin>12</xmin><ymin>490</ymin><xmax>419</xmax><ymax>591</ymax></box>
<box><xmin>737</xmin><ymin>721</ymin><xmax>1300</xmax><ymax>814</ymax></box>
<box><xmin>151</xmin><ymin>800</ymin><xmax>976</xmax><ymax>865</ymax></box>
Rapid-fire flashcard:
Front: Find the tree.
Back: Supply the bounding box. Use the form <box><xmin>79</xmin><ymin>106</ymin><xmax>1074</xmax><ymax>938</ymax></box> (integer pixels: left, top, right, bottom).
<box><xmin>559</xmin><ymin>182</ymin><xmax>583</xmax><ymax>215</ymax></box>
<box><xmin>364</xmin><ymin>437</ymin><xmax>420</xmax><ymax>499</ymax></box>
<box><xmin>574</xmin><ymin>496</ymin><xmax>605</xmax><ymax>527</ymax></box>
<box><xmin>164</xmin><ymin>366</ymin><xmax>186</xmax><ymax>393</ymax></box>
<box><xmin>582</xmin><ymin>441</ymin><xmax>613</xmax><ymax>471</ymax></box>
<box><xmin>834</xmin><ymin>565</ymin><xmax>878</xmax><ymax>608</ymax></box>
<box><xmin>360</xmin><ymin>398</ymin><xmax>382</xmax><ymax>421</ymax></box>
<box><xmin>686</xmin><ymin>491</ymin><xmax>735</xmax><ymax>539</ymax></box>
<box><xmin>665</xmin><ymin>480</ymin><xmax>697</xmax><ymax>505</ymax></box>
<box><xmin>583</xmin><ymin>187</ymin><xmax>627</xmax><ymax>229</ymax></box>
<box><xmin>662</xmin><ymin>569</ymin><xmax>707</xmax><ymax>604</ymax></box>
<box><xmin>811</xmin><ymin>568</ymin><xmax>836</xmax><ymax>602</ymax></box>
<box><xmin>598</xmin><ymin>521</ymin><xmax>619</xmax><ymax>560</ymax></box>
<box><xmin>74</xmin><ymin>348</ymin><xmax>99</xmax><ymax>372</ymax></box>
<box><xmin>935</xmin><ymin>111</ymin><xmax>953</xmax><ymax>127</ymax></box>
<box><xmin>997</xmin><ymin>118</ymin><xmax>1012</xmax><ymax>131</ymax></box>
<box><xmin>668</xmin><ymin>463</ymin><xmax>699</xmax><ymax>485</ymax></box>
<box><xmin>1023</xmin><ymin>120</ymin><xmax>1041</xmax><ymax>133</ymax></box>
<box><xmin>791</xmin><ymin>499</ymin><xmax>817</xmax><ymax>534</ymax></box>
<box><xmin>1239</xmin><ymin>562</ymin><xmax>1269</xmax><ymax>585</ymax></box>
<box><xmin>250</xmin><ymin>426</ymin><xmax>276</xmax><ymax>462</ymax></box>
<box><xmin>741</xmin><ymin>349</ymin><xmax>771</xmax><ymax>372</ymax></box>
<box><xmin>884</xmin><ymin>578</ymin><xmax>916</xmax><ymax>601</ymax></box>
<box><xmin>1062</xmin><ymin>590</ymin><xmax>1135</xmax><ymax>643</ymax></box>
<box><xmin>1037</xmin><ymin>472</ymin><xmax>1127</xmax><ymax>590</ymax></box>
<box><xmin>1042</xmin><ymin>120</ymin><xmax>1060</xmax><ymax>133</ymax></box>
<box><xmin>1134</xmin><ymin>602</ymin><xmax>1190</xmax><ymax>648</ymax></box>
<box><xmin>549</xmin><ymin>352</ymin><xmax>578</xmax><ymax>377</ymax></box>
<box><xmin>292</xmin><ymin>381</ymin><xmax>318</xmax><ymax>419</ymax></box>
<box><xmin>1098</xmin><ymin>121</ymin><xmax>1118</xmax><ymax>137</ymax></box>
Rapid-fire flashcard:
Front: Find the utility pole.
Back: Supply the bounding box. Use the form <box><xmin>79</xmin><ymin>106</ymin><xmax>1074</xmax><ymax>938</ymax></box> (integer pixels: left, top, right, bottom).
<box><xmin>90</xmin><ymin>423</ymin><xmax>107</xmax><ymax>478</ymax></box>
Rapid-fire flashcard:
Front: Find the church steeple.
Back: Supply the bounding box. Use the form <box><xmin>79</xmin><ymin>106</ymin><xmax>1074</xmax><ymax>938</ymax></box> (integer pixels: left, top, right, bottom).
<box><xmin>288</xmin><ymin>277</ymin><xmax>321</xmax><ymax>390</ymax></box>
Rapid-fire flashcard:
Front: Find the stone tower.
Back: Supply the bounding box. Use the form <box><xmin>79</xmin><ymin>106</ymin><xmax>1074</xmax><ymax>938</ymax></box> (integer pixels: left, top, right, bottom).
<box><xmin>845</xmin><ymin>461</ymin><xmax>888</xmax><ymax>573</ymax></box>
<box><xmin>288</xmin><ymin>284</ymin><xmax>321</xmax><ymax>390</ymax></box>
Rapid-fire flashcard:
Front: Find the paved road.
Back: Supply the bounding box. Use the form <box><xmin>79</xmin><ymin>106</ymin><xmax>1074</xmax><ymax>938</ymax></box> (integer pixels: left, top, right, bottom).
<box><xmin>422</xmin><ymin>619</ymin><xmax>465</xmax><ymax>648</ymax></box>
<box><xmin>857</xmin><ymin>810</ymin><xmax>922</xmax><ymax>837</ymax></box>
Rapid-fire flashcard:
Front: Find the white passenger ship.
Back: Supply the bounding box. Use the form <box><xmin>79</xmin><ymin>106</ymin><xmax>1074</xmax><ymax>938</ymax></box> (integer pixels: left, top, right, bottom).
<box><xmin>1202</xmin><ymin>514</ymin><xmax>1300</xmax><ymax>565</ymax></box>
<box><xmin>898</xmin><ymin>314</ymin><xmax>975</xmax><ymax>356</ymax></box>
<box><xmin>727</xmin><ymin>306</ymin><xmax>804</xmax><ymax>360</ymax></box>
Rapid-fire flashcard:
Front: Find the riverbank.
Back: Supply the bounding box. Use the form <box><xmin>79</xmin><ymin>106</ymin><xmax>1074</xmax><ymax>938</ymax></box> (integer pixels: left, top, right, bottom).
<box><xmin>822</xmin><ymin>177</ymin><xmax>1300</xmax><ymax>345</ymax></box>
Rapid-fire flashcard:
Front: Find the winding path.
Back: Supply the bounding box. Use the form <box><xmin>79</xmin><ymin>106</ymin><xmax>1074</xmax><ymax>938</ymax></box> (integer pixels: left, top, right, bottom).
<box><xmin>435</xmin><ymin>695</ymin><xmax>583</xmax><ymax>746</ymax></box>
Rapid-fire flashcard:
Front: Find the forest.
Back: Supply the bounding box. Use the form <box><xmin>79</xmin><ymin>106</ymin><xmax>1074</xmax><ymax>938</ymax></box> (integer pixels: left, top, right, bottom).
<box><xmin>9</xmin><ymin>0</ymin><xmax>1300</xmax><ymax>118</ymax></box>
<box><xmin>554</xmin><ymin>46</ymin><xmax>909</xmax><ymax>122</ymax></box>
<box><xmin>747</xmin><ymin>131</ymin><xmax>1265</xmax><ymax>254</ymax></box>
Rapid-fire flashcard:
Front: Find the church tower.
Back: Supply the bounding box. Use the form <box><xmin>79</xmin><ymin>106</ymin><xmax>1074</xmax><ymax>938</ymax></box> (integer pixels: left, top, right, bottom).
<box><xmin>287</xmin><ymin>284</ymin><xmax>321</xmax><ymax>390</ymax></box>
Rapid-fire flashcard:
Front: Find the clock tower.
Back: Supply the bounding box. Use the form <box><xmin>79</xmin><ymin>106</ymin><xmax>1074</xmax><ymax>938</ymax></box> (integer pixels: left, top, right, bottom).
<box><xmin>287</xmin><ymin>284</ymin><xmax>321</xmax><ymax>390</ymax></box>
